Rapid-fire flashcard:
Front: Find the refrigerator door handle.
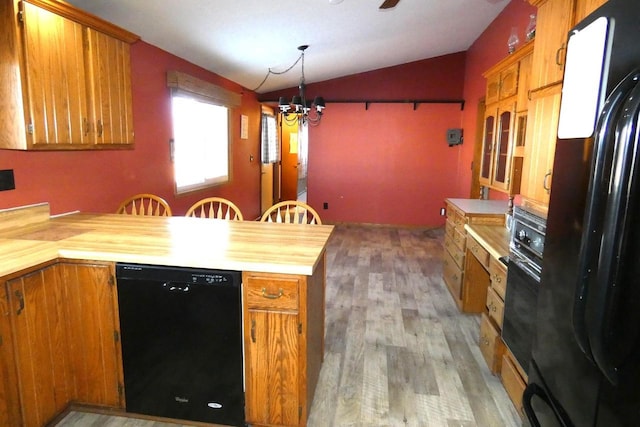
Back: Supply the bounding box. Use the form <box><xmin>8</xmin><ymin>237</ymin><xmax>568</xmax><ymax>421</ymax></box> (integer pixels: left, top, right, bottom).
<box><xmin>523</xmin><ymin>383</ymin><xmax>546</xmax><ymax>427</ymax></box>
<box><xmin>572</xmin><ymin>70</ymin><xmax>640</xmax><ymax>359</ymax></box>
<box><xmin>589</xmin><ymin>77</ymin><xmax>640</xmax><ymax>386</ymax></box>
<box><xmin>523</xmin><ymin>383</ymin><xmax>571</xmax><ymax>427</ymax></box>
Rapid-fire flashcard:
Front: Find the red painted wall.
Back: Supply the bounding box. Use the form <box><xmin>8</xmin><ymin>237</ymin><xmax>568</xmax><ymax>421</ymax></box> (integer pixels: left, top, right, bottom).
<box><xmin>262</xmin><ymin>53</ymin><xmax>466</xmax><ymax>226</ymax></box>
<box><xmin>0</xmin><ymin>41</ymin><xmax>263</xmax><ymax>218</ymax></box>
<box><xmin>459</xmin><ymin>0</ymin><xmax>537</xmax><ymax>200</ymax></box>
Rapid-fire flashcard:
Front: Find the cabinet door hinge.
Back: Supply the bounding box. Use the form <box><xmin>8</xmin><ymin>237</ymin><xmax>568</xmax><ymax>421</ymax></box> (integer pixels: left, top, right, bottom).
<box><xmin>27</xmin><ymin>123</ymin><xmax>34</xmax><ymax>134</ymax></box>
<box><xmin>108</xmin><ymin>275</ymin><xmax>115</xmax><ymax>286</ymax></box>
<box><xmin>18</xmin><ymin>10</ymin><xmax>24</xmax><ymax>23</ymax></box>
<box><xmin>113</xmin><ymin>330</ymin><xmax>120</xmax><ymax>342</ymax></box>
<box><xmin>298</xmin><ymin>323</ymin><xmax>302</xmax><ymax>334</ymax></box>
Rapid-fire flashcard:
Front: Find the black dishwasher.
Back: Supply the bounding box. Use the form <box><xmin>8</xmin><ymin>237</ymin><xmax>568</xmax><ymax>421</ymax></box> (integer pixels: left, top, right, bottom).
<box><xmin>115</xmin><ymin>263</ymin><xmax>244</xmax><ymax>426</ymax></box>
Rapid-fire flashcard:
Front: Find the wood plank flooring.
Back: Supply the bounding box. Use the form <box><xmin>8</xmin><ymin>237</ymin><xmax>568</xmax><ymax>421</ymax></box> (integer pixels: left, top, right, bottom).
<box><xmin>54</xmin><ymin>224</ymin><xmax>522</xmax><ymax>427</ymax></box>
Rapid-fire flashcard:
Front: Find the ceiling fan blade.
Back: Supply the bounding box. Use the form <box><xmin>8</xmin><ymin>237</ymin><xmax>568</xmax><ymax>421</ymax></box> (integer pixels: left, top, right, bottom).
<box><xmin>379</xmin><ymin>0</ymin><xmax>400</xmax><ymax>9</ymax></box>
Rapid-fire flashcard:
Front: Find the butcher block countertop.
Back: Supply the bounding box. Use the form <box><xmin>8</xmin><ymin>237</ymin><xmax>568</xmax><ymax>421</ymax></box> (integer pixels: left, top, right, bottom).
<box><xmin>0</xmin><ymin>203</ymin><xmax>334</xmax><ymax>277</ymax></box>
<box><xmin>464</xmin><ymin>223</ymin><xmax>511</xmax><ymax>260</ymax></box>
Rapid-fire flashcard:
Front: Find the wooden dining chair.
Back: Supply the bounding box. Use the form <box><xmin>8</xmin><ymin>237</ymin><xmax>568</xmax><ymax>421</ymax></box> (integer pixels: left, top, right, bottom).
<box><xmin>116</xmin><ymin>194</ymin><xmax>172</xmax><ymax>216</ymax></box>
<box><xmin>185</xmin><ymin>197</ymin><xmax>244</xmax><ymax>221</ymax></box>
<box><xmin>260</xmin><ymin>200</ymin><xmax>322</xmax><ymax>225</ymax></box>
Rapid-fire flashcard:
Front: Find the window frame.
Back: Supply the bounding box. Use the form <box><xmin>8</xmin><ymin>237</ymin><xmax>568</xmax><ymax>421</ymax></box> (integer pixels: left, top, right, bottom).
<box><xmin>166</xmin><ymin>70</ymin><xmax>241</xmax><ymax>195</ymax></box>
<box><xmin>171</xmin><ymin>92</ymin><xmax>232</xmax><ymax>194</ymax></box>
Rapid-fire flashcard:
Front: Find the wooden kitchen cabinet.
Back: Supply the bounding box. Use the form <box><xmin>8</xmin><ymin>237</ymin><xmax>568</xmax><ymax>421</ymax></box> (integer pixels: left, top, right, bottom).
<box><xmin>0</xmin><ymin>0</ymin><xmax>138</xmax><ymax>150</ymax></box>
<box><xmin>442</xmin><ymin>199</ymin><xmax>507</xmax><ymax>313</ymax></box>
<box><xmin>480</xmin><ymin>312</ymin><xmax>505</xmax><ymax>374</ymax></box>
<box><xmin>59</xmin><ymin>261</ymin><xmax>124</xmax><ymax>408</ymax></box>
<box><xmin>574</xmin><ymin>0</ymin><xmax>607</xmax><ymax>23</ymax></box>
<box><xmin>463</xmin><ymin>225</ymin><xmax>510</xmax><ymax>374</ymax></box>
<box><xmin>481</xmin><ymin>42</ymin><xmax>533</xmax><ymax>196</ymax></box>
<box><xmin>485</xmin><ymin>61</ymin><xmax>520</xmax><ymax>105</ymax></box>
<box><xmin>0</xmin><ymin>261</ymin><xmax>123</xmax><ymax>427</ymax></box>
<box><xmin>479</xmin><ymin>100</ymin><xmax>517</xmax><ymax>193</ymax></box>
<box><xmin>4</xmin><ymin>262</ymin><xmax>72</xmax><ymax>427</ymax></box>
<box><xmin>243</xmin><ymin>256</ymin><xmax>325</xmax><ymax>427</ymax></box>
<box><xmin>528</xmin><ymin>0</ymin><xmax>575</xmax><ymax>90</ymax></box>
<box><xmin>501</xmin><ymin>350</ymin><xmax>528</xmax><ymax>416</ymax></box>
<box><xmin>520</xmin><ymin>85</ymin><xmax>562</xmax><ymax>206</ymax></box>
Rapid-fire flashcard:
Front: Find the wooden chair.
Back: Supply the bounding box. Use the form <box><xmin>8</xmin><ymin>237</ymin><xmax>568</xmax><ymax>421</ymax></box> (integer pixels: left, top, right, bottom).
<box><xmin>260</xmin><ymin>200</ymin><xmax>322</xmax><ymax>225</ymax></box>
<box><xmin>185</xmin><ymin>197</ymin><xmax>244</xmax><ymax>221</ymax></box>
<box><xmin>116</xmin><ymin>194</ymin><xmax>172</xmax><ymax>216</ymax></box>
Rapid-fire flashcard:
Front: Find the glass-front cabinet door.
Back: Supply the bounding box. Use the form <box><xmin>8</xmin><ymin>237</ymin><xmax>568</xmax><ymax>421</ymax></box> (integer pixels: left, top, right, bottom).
<box><xmin>492</xmin><ymin>101</ymin><xmax>516</xmax><ymax>191</ymax></box>
<box><xmin>479</xmin><ymin>101</ymin><xmax>517</xmax><ymax>193</ymax></box>
<box><xmin>480</xmin><ymin>111</ymin><xmax>496</xmax><ymax>187</ymax></box>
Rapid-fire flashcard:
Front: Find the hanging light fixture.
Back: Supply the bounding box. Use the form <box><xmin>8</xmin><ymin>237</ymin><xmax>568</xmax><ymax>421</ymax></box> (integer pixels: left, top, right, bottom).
<box><xmin>277</xmin><ymin>45</ymin><xmax>325</xmax><ymax>126</ymax></box>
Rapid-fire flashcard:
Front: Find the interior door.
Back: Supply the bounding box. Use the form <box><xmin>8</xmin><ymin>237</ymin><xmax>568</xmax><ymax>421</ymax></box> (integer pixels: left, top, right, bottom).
<box><xmin>297</xmin><ymin>122</ymin><xmax>308</xmax><ymax>200</ymax></box>
<box><xmin>260</xmin><ymin>109</ymin><xmax>278</xmax><ymax>213</ymax></box>
<box><xmin>261</xmin><ymin>163</ymin><xmax>274</xmax><ymax>213</ymax></box>
<box><xmin>281</xmin><ymin>117</ymin><xmax>299</xmax><ymax>201</ymax></box>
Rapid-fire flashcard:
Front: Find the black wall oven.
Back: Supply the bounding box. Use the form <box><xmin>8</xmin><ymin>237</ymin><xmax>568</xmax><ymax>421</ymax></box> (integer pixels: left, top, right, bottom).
<box><xmin>502</xmin><ymin>206</ymin><xmax>546</xmax><ymax>374</ymax></box>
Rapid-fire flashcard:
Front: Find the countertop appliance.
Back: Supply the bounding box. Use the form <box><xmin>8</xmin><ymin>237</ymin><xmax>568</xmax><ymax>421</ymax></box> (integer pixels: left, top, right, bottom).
<box><xmin>116</xmin><ymin>263</ymin><xmax>245</xmax><ymax>426</ymax></box>
<box><xmin>502</xmin><ymin>206</ymin><xmax>546</xmax><ymax>374</ymax></box>
<box><xmin>523</xmin><ymin>0</ymin><xmax>640</xmax><ymax>425</ymax></box>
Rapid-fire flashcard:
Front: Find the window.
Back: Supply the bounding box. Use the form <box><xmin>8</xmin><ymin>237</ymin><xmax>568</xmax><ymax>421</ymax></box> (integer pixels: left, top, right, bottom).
<box><xmin>261</xmin><ymin>113</ymin><xmax>279</xmax><ymax>164</ymax></box>
<box><xmin>166</xmin><ymin>70</ymin><xmax>241</xmax><ymax>194</ymax></box>
<box><xmin>172</xmin><ymin>94</ymin><xmax>230</xmax><ymax>193</ymax></box>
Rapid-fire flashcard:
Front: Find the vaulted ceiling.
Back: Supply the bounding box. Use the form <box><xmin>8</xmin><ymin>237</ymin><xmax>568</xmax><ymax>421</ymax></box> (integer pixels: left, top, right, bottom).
<box><xmin>66</xmin><ymin>0</ymin><xmax>510</xmax><ymax>93</ymax></box>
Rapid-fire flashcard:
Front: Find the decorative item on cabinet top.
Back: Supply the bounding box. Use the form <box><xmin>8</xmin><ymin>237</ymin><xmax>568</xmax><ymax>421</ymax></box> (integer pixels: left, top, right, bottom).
<box><xmin>0</xmin><ymin>0</ymin><xmax>139</xmax><ymax>150</ymax></box>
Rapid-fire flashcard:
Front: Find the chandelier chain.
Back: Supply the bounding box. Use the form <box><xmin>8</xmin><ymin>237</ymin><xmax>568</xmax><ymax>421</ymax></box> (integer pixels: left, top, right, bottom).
<box><xmin>251</xmin><ymin>52</ymin><xmax>304</xmax><ymax>92</ymax></box>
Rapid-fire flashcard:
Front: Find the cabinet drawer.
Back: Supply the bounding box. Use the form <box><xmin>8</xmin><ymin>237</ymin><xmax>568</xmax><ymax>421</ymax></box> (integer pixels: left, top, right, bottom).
<box><xmin>244</xmin><ymin>276</ymin><xmax>299</xmax><ymax>311</ymax></box>
<box><xmin>479</xmin><ymin>313</ymin><xmax>504</xmax><ymax>374</ymax></box>
<box><xmin>467</xmin><ymin>235</ymin><xmax>489</xmax><ymax>269</ymax></box>
<box><xmin>443</xmin><ymin>251</ymin><xmax>463</xmax><ymax>300</ymax></box>
<box><xmin>452</xmin><ymin>226</ymin><xmax>466</xmax><ymax>251</ymax></box>
<box><xmin>454</xmin><ymin>211</ymin><xmax>466</xmax><ymax>228</ymax></box>
<box><xmin>501</xmin><ymin>353</ymin><xmax>526</xmax><ymax>416</ymax></box>
<box><xmin>489</xmin><ymin>257</ymin><xmax>507</xmax><ymax>300</ymax></box>
<box><xmin>445</xmin><ymin>218</ymin><xmax>455</xmax><ymax>238</ymax></box>
<box><xmin>446</xmin><ymin>204</ymin><xmax>456</xmax><ymax>220</ymax></box>
<box><xmin>445</xmin><ymin>237</ymin><xmax>465</xmax><ymax>269</ymax></box>
<box><xmin>486</xmin><ymin>286</ymin><xmax>505</xmax><ymax>329</ymax></box>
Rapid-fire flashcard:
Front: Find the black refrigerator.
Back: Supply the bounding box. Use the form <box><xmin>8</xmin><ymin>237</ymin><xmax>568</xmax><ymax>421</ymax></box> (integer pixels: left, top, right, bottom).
<box><xmin>523</xmin><ymin>0</ymin><xmax>640</xmax><ymax>425</ymax></box>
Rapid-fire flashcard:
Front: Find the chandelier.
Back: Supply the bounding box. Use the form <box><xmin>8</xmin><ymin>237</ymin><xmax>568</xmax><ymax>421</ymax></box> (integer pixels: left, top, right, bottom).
<box><xmin>276</xmin><ymin>45</ymin><xmax>325</xmax><ymax>126</ymax></box>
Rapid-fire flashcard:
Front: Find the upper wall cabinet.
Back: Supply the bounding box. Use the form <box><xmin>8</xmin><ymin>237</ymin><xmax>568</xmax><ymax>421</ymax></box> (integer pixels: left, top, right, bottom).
<box><xmin>0</xmin><ymin>0</ymin><xmax>139</xmax><ymax>150</ymax></box>
<box><xmin>480</xmin><ymin>42</ymin><xmax>533</xmax><ymax>197</ymax></box>
<box><xmin>574</xmin><ymin>0</ymin><xmax>608</xmax><ymax>23</ymax></box>
<box><xmin>528</xmin><ymin>0</ymin><xmax>575</xmax><ymax>90</ymax></box>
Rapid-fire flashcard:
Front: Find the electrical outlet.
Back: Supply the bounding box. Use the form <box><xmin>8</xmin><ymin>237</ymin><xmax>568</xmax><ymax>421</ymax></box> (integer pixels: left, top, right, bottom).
<box><xmin>0</xmin><ymin>170</ymin><xmax>15</xmax><ymax>191</ymax></box>
<box><xmin>323</xmin><ymin>202</ymin><xmax>329</xmax><ymax>210</ymax></box>
<box><xmin>440</xmin><ymin>207</ymin><xmax>446</xmax><ymax>216</ymax></box>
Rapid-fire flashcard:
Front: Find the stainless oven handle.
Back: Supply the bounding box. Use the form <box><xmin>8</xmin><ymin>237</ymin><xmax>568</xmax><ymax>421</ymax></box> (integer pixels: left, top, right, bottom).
<box><xmin>510</xmin><ymin>253</ymin><xmax>541</xmax><ymax>282</ymax></box>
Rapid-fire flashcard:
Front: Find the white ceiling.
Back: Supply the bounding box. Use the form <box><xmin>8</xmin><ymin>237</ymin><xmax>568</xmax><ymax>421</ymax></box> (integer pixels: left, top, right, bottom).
<box><xmin>66</xmin><ymin>0</ymin><xmax>510</xmax><ymax>93</ymax></box>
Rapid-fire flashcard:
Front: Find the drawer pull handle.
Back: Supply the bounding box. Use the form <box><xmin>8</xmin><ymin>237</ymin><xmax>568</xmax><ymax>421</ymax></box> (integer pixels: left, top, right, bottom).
<box><xmin>15</xmin><ymin>290</ymin><xmax>25</xmax><ymax>315</ymax></box>
<box><xmin>251</xmin><ymin>319</ymin><xmax>256</xmax><ymax>343</ymax></box>
<box><xmin>261</xmin><ymin>288</ymin><xmax>284</xmax><ymax>299</ymax></box>
<box><xmin>495</xmin><ymin>275</ymin><xmax>502</xmax><ymax>283</ymax></box>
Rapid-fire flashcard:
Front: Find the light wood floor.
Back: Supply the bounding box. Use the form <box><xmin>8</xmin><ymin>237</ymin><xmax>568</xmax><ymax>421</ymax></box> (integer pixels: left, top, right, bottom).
<box><xmin>55</xmin><ymin>224</ymin><xmax>522</xmax><ymax>427</ymax></box>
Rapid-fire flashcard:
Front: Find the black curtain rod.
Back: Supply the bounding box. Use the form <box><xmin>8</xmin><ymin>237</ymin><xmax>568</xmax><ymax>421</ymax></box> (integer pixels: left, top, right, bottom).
<box><xmin>262</xmin><ymin>99</ymin><xmax>465</xmax><ymax>111</ymax></box>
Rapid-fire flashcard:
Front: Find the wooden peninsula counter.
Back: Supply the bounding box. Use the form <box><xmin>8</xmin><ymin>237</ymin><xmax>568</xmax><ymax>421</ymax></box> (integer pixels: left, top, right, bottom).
<box><xmin>0</xmin><ymin>203</ymin><xmax>334</xmax><ymax>427</ymax></box>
